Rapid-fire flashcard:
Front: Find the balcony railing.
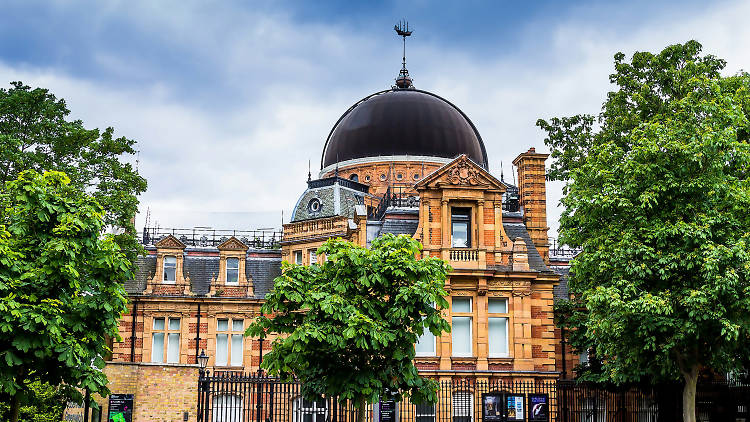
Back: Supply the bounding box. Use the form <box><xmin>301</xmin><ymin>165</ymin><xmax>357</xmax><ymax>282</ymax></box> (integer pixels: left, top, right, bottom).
<box><xmin>140</xmin><ymin>227</ymin><xmax>281</xmax><ymax>249</ymax></box>
<box><xmin>449</xmin><ymin>248</ymin><xmax>479</xmax><ymax>262</ymax></box>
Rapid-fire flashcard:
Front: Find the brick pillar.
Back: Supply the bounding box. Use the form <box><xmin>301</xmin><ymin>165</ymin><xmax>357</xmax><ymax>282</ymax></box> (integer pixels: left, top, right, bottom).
<box><xmin>512</xmin><ymin>148</ymin><xmax>550</xmax><ymax>264</ymax></box>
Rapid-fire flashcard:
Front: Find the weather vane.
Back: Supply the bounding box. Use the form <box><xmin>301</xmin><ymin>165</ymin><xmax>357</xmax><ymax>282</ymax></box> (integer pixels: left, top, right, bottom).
<box><xmin>393</xmin><ymin>20</ymin><xmax>414</xmax><ymax>89</ymax></box>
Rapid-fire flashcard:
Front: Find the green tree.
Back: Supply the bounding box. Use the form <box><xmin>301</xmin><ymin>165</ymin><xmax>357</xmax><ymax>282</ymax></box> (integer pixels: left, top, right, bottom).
<box><xmin>0</xmin><ymin>171</ymin><xmax>131</xmax><ymax>422</ymax></box>
<box><xmin>0</xmin><ymin>81</ymin><xmax>147</xmax><ymax>259</ymax></box>
<box><xmin>247</xmin><ymin>234</ymin><xmax>451</xmax><ymax>422</ymax></box>
<box><xmin>0</xmin><ymin>381</ymin><xmax>68</xmax><ymax>422</ymax></box>
<box><xmin>538</xmin><ymin>41</ymin><xmax>750</xmax><ymax>421</ymax></box>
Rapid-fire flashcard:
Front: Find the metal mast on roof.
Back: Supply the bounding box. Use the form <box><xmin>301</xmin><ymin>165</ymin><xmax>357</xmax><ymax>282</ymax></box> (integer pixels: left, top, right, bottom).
<box><xmin>394</xmin><ymin>20</ymin><xmax>413</xmax><ymax>89</ymax></box>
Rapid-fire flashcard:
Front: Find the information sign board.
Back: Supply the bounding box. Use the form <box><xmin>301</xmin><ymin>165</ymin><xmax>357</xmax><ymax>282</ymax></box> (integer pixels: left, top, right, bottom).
<box><xmin>379</xmin><ymin>399</ymin><xmax>397</xmax><ymax>422</ymax></box>
<box><xmin>528</xmin><ymin>394</ymin><xmax>549</xmax><ymax>422</ymax></box>
<box><xmin>481</xmin><ymin>393</ymin><xmax>504</xmax><ymax>422</ymax></box>
<box><xmin>505</xmin><ymin>394</ymin><xmax>524</xmax><ymax>421</ymax></box>
<box><xmin>108</xmin><ymin>394</ymin><xmax>134</xmax><ymax>422</ymax></box>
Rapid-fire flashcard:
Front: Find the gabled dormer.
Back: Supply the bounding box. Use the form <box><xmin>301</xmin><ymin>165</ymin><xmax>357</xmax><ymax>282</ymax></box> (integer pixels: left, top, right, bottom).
<box><xmin>208</xmin><ymin>236</ymin><xmax>254</xmax><ymax>297</ymax></box>
<box><xmin>145</xmin><ymin>235</ymin><xmax>191</xmax><ymax>295</ymax></box>
<box><xmin>415</xmin><ymin>155</ymin><xmax>514</xmax><ymax>269</ymax></box>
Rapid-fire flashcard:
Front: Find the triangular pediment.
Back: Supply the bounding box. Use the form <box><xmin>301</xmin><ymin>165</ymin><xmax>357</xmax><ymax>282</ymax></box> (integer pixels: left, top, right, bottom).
<box><xmin>415</xmin><ymin>154</ymin><xmax>505</xmax><ymax>191</ymax></box>
<box><xmin>154</xmin><ymin>234</ymin><xmax>187</xmax><ymax>249</ymax></box>
<box><xmin>217</xmin><ymin>236</ymin><xmax>249</xmax><ymax>251</ymax></box>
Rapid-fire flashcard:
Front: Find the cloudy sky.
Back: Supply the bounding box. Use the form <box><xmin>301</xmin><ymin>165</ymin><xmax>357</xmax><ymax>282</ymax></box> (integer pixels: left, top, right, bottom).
<box><xmin>1</xmin><ymin>0</ymin><xmax>748</xmax><ymax>236</ymax></box>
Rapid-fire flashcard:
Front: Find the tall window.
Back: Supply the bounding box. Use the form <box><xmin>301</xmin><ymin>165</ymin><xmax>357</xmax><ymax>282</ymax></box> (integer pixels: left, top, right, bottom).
<box><xmin>309</xmin><ymin>249</ymin><xmax>317</xmax><ymax>265</ymax></box>
<box><xmin>292</xmin><ymin>398</ymin><xmax>328</xmax><ymax>422</ymax></box>
<box><xmin>452</xmin><ymin>297</ymin><xmax>473</xmax><ymax>357</ymax></box>
<box><xmin>415</xmin><ymin>404</ymin><xmax>436</xmax><ymax>422</ymax></box>
<box><xmin>488</xmin><ymin>298</ymin><xmax>509</xmax><ymax>357</ymax></box>
<box><xmin>294</xmin><ymin>251</ymin><xmax>303</xmax><ymax>265</ymax></box>
<box><xmin>216</xmin><ymin>319</ymin><xmax>244</xmax><ymax>367</ymax></box>
<box><xmin>212</xmin><ymin>394</ymin><xmax>243</xmax><ymax>422</ymax></box>
<box><xmin>452</xmin><ymin>391</ymin><xmax>473</xmax><ymax>422</ymax></box>
<box><xmin>226</xmin><ymin>257</ymin><xmax>239</xmax><ymax>284</ymax></box>
<box><xmin>451</xmin><ymin>208</ymin><xmax>471</xmax><ymax>248</ymax></box>
<box><xmin>151</xmin><ymin>317</ymin><xmax>180</xmax><ymax>363</ymax></box>
<box><xmin>163</xmin><ymin>256</ymin><xmax>177</xmax><ymax>282</ymax></box>
<box><xmin>416</xmin><ymin>303</ymin><xmax>436</xmax><ymax>356</ymax></box>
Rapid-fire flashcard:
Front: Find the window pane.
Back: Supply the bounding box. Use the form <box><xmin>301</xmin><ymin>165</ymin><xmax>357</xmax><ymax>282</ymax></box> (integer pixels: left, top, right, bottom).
<box><xmin>164</xmin><ymin>256</ymin><xmax>177</xmax><ymax>282</ymax></box>
<box><xmin>167</xmin><ymin>333</ymin><xmax>180</xmax><ymax>363</ymax></box>
<box><xmin>488</xmin><ymin>298</ymin><xmax>507</xmax><ymax>314</ymax></box>
<box><xmin>452</xmin><ymin>391</ymin><xmax>473</xmax><ymax>422</ymax></box>
<box><xmin>294</xmin><ymin>251</ymin><xmax>303</xmax><ymax>265</ymax></box>
<box><xmin>168</xmin><ymin>318</ymin><xmax>180</xmax><ymax>330</ymax></box>
<box><xmin>216</xmin><ymin>334</ymin><xmax>228</xmax><ymax>366</ymax></box>
<box><xmin>232</xmin><ymin>320</ymin><xmax>244</xmax><ymax>332</ymax></box>
<box><xmin>218</xmin><ymin>319</ymin><xmax>229</xmax><ymax>332</ymax></box>
<box><xmin>452</xmin><ymin>317</ymin><xmax>472</xmax><ymax>356</ymax></box>
<box><xmin>488</xmin><ymin>317</ymin><xmax>508</xmax><ymax>356</ymax></box>
<box><xmin>231</xmin><ymin>335</ymin><xmax>243</xmax><ymax>366</ymax></box>
<box><xmin>151</xmin><ymin>333</ymin><xmax>164</xmax><ymax>363</ymax></box>
<box><xmin>415</xmin><ymin>330</ymin><xmax>435</xmax><ymax>355</ymax></box>
<box><xmin>153</xmin><ymin>318</ymin><xmax>165</xmax><ymax>330</ymax></box>
<box><xmin>227</xmin><ymin>258</ymin><xmax>239</xmax><ymax>283</ymax></box>
<box><xmin>227</xmin><ymin>257</ymin><xmax>239</xmax><ymax>269</ymax></box>
<box><xmin>309</xmin><ymin>250</ymin><xmax>317</xmax><ymax>264</ymax></box>
<box><xmin>451</xmin><ymin>222</ymin><xmax>469</xmax><ymax>248</ymax></box>
<box><xmin>452</xmin><ymin>297</ymin><xmax>472</xmax><ymax>313</ymax></box>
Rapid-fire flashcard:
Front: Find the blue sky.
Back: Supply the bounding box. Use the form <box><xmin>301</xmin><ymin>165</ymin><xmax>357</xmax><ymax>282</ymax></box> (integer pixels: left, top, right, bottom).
<box><xmin>1</xmin><ymin>0</ymin><xmax>748</xmax><ymax>235</ymax></box>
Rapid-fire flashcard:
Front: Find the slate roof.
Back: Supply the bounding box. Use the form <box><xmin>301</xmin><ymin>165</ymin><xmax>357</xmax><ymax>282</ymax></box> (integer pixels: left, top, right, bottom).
<box><xmin>502</xmin><ymin>222</ymin><xmax>549</xmax><ymax>272</ymax></box>
<box><xmin>551</xmin><ymin>265</ymin><xmax>571</xmax><ymax>301</ymax></box>
<box><xmin>379</xmin><ymin>219</ymin><xmax>419</xmax><ymax>237</ymax></box>
<box><xmin>124</xmin><ymin>250</ymin><xmax>282</xmax><ymax>298</ymax></box>
<box><xmin>291</xmin><ymin>183</ymin><xmax>364</xmax><ymax>222</ymax></box>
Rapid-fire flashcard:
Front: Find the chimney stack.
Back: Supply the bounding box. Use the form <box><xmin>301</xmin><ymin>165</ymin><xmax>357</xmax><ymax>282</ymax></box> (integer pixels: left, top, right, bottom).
<box><xmin>512</xmin><ymin>148</ymin><xmax>549</xmax><ymax>263</ymax></box>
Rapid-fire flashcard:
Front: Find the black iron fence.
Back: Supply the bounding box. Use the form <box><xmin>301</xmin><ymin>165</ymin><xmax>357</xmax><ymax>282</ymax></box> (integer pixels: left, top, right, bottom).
<box><xmin>198</xmin><ymin>374</ymin><xmax>750</xmax><ymax>422</ymax></box>
<box><xmin>197</xmin><ymin>373</ymin><xmax>556</xmax><ymax>422</ymax></box>
<box><xmin>141</xmin><ymin>227</ymin><xmax>282</xmax><ymax>249</ymax></box>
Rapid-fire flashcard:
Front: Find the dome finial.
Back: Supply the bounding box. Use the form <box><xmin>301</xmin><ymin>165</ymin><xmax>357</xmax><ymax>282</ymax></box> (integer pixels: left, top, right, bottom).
<box><xmin>394</xmin><ymin>20</ymin><xmax>413</xmax><ymax>89</ymax></box>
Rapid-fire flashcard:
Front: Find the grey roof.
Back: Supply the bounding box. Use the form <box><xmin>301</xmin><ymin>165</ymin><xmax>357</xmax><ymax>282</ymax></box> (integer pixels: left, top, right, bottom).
<box><xmin>125</xmin><ymin>255</ymin><xmax>156</xmax><ymax>294</ymax></box>
<box><xmin>124</xmin><ymin>252</ymin><xmax>281</xmax><ymax>298</ymax></box>
<box><xmin>379</xmin><ymin>219</ymin><xmax>419</xmax><ymax>237</ymax></box>
<box><xmin>183</xmin><ymin>256</ymin><xmax>220</xmax><ymax>295</ymax></box>
<box><xmin>247</xmin><ymin>258</ymin><xmax>282</xmax><ymax>299</ymax></box>
<box><xmin>291</xmin><ymin>182</ymin><xmax>364</xmax><ymax>222</ymax></box>
<box><xmin>502</xmin><ymin>222</ymin><xmax>549</xmax><ymax>272</ymax></box>
<box><xmin>551</xmin><ymin>266</ymin><xmax>570</xmax><ymax>301</ymax></box>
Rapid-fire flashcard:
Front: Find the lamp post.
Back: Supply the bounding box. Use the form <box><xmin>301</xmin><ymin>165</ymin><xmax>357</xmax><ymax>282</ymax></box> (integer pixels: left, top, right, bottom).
<box><xmin>197</xmin><ymin>349</ymin><xmax>209</xmax><ymax>422</ymax></box>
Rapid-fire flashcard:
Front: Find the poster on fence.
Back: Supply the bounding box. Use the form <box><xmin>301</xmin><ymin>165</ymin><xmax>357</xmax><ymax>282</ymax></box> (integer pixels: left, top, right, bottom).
<box><xmin>481</xmin><ymin>393</ymin><xmax>504</xmax><ymax>422</ymax></box>
<box><xmin>505</xmin><ymin>394</ymin><xmax>524</xmax><ymax>421</ymax></box>
<box><xmin>108</xmin><ymin>394</ymin><xmax>134</xmax><ymax>422</ymax></box>
<box><xmin>528</xmin><ymin>394</ymin><xmax>549</xmax><ymax>422</ymax></box>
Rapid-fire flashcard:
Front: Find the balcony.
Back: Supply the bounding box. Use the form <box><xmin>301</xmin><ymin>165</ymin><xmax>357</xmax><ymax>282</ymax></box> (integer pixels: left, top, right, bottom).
<box><xmin>447</xmin><ymin>248</ymin><xmax>484</xmax><ymax>270</ymax></box>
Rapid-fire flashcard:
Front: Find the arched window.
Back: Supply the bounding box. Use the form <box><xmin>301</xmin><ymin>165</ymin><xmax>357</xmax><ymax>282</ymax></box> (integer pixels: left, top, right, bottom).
<box><xmin>226</xmin><ymin>257</ymin><xmax>239</xmax><ymax>284</ymax></box>
<box><xmin>212</xmin><ymin>394</ymin><xmax>243</xmax><ymax>422</ymax></box>
<box><xmin>349</xmin><ymin>174</ymin><xmax>359</xmax><ymax>182</ymax></box>
<box><xmin>452</xmin><ymin>391</ymin><xmax>473</xmax><ymax>422</ymax></box>
<box><xmin>292</xmin><ymin>397</ymin><xmax>328</xmax><ymax>422</ymax></box>
<box><xmin>163</xmin><ymin>256</ymin><xmax>177</xmax><ymax>282</ymax></box>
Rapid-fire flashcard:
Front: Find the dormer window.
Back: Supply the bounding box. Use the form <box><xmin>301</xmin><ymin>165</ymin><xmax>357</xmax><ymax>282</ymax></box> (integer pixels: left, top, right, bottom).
<box><xmin>451</xmin><ymin>208</ymin><xmax>471</xmax><ymax>248</ymax></box>
<box><xmin>226</xmin><ymin>257</ymin><xmax>239</xmax><ymax>285</ymax></box>
<box><xmin>163</xmin><ymin>256</ymin><xmax>177</xmax><ymax>283</ymax></box>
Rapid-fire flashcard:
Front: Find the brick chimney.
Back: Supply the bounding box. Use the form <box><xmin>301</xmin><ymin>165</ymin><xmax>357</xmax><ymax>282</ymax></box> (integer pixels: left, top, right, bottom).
<box><xmin>512</xmin><ymin>148</ymin><xmax>549</xmax><ymax>264</ymax></box>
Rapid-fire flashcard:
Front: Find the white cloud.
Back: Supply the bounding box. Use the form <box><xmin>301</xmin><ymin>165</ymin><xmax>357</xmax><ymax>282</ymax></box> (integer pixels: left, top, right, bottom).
<box><xmin>1</xmin><ymin>0</ymin><xmax>748</xmax><ymax>238</ymax></box>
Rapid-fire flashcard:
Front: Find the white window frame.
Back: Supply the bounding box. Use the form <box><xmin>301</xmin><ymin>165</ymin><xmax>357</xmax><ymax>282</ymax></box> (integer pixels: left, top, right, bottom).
<box><xmin>216</xmin><ymin>318</ymin><xmax>244</xmax><ymax>367</ymax></box>
<box><xmin>212</xmin><ymin>394</ymin><xmax>243</xmax><ymax>422</ymax></box>
<box><xmin>416</xmin><ymin>302</ymin><xmax>437</xmax><ymax>357</ymax></box>
<box><xmin>151</xmin><ymin>317</ymin><xmax>180</xmax><ymax>363</ymax></box>
<box><xmin>226</xmin><ymin>257</ymin><xmax>240</xmax><ymax>285</ymax></box>
<box><xmin>294</xmin><ymin>251</ymin><xmax>303</xmax><ymax>265</ymax></box>
<box><xmin>163</xmin><ymin>255</ymin><xmax>177</xmax><ymax>283</ymax></box>
<box><xmin>451</xmin><ymin>297</ymin><xmax>473</xmax><ymax>357</ymax></box>
<box><xmin>452</xmin><ymin>391</ymin><xmax>474</xmax><ymax>422</ymax></box>
<box><xmin>488</xmin><ymin>298</ymin><xmax>510</xmax><ymax>358</ymax></box>
<box><xmin>309</xmin><ymin>249</ymin><xmax>317</xmax><ymax>265</ymax></box>
<box><xmin>292</xmin><ymin>397</ymin><xmax>328</xmax><ymax>422</ymax></box>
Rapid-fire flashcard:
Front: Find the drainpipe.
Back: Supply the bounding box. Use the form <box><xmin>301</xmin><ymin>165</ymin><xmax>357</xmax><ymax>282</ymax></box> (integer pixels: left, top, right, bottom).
<box><xmin>561</xmin><ymin>326</ymin><xmax>567</xmax><ymax>379</ymax></box>
<box><xmin>195</xmin><ymin>303</ymin><xmax>201</xmax><ymax>361</ymax></box>
<box><xmin>130</xmin><ymin>298</ymin><xmax>138</xmax><ymax>362</ymax></box>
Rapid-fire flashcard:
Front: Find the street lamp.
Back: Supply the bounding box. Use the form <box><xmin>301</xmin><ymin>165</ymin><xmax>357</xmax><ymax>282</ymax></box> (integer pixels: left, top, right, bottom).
<box><xmin>197</xmin><ymin>349</ymin><xmax>209</xmax><ymax>375</ymax></box>
<box><xmin>197</xmin><ymin>349</ymin><xmax>210</xmax><ymax>422</ymax></box>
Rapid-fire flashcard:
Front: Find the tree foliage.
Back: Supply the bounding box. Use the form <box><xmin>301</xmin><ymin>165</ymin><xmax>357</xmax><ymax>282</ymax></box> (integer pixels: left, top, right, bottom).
<box><xmin>0</xmin><ymin>381</ymin><xmax>68</xmax><ymax>422</ymax></box>
<box><xmin>0</xmin><ymin>82</ymin><xmax>147</xmax><ymax>259</ymax></box>
<box><xmin>0</xmin><ymin>171</ymin><xmax>131</xmax><ymax>419</ymax></box>
<box><xmin>247</xmin><ymin>234</ymin><xmax>451</xmax><ymax>409</ymax></box>
<box><xmin>538</xmin><ymin>40</ymin><xmax>750</xmax><ymax>419</ymax></box>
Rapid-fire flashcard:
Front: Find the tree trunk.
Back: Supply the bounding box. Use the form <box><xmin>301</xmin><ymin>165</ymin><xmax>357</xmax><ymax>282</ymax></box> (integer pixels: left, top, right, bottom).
<box><xmin>682</xmin><ymin>365</ymin><xmax>698</xmax><ymax>422</ymax></box>
<box><xmin>357</xmin><ymin>396</ymin><xmax>366</xmax><ymax>422</ymax></box>
<box><xmin>10</xmin><ymin>394</ymin><xmax>20</xmax><ymax>422</ymax></box>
